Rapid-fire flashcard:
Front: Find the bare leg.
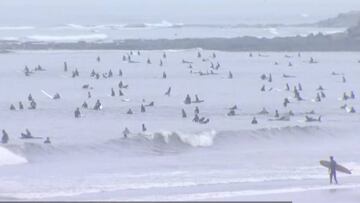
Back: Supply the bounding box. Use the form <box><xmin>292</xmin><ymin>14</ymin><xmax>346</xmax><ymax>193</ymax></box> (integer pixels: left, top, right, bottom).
<box><xmin>330</xmin><ymin>173</ymin><xmax>333</xmax><ymax>184</ymax></box>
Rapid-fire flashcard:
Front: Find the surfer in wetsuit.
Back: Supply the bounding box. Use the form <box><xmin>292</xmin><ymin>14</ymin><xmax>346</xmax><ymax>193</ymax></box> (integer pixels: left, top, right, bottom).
<box><xmin>329</xmin><ymin>156</ymin><xmax>338</xmax><ymax>184</ymax></box>
<box><xmin>1</xmin><ymin>130</ymin><xmax>9</xmax><ymax>144</ymax></box>
<box><xmin>21</xmin><ymin>129</ymin><xmax>33</xmax><ymax>139</ymax></box>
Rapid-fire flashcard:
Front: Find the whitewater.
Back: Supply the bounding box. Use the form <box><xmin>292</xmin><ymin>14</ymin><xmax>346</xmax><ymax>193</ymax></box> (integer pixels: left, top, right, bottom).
<box><xmin>0</xmin><ymin>23</ymin><xmax>346</xmax><ymax>42</ymax></box>
<box><xmin>0</xmin><ymin>50</ymin><xmax>359</xmax><ymax>202</ymax></box>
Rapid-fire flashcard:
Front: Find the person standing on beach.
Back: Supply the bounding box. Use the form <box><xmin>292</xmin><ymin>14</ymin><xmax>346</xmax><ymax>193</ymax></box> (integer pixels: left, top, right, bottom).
<box><xmin>329</xmin><ymin>156</ymin><xmax>338</xmax><ymax>184</ymax></box>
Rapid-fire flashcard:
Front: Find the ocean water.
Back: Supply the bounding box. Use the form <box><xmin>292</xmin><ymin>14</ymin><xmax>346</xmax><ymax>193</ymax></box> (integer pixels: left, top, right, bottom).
<box><xmin>0</xmin><ymin>23</ymin><xmax>347</xmax><ymax>42</ymax></box>
<box><xmin>0</xmin><ymin>0</ymin><xmax>357</xmax><ymax>42</ymax></box>
<box><xmin>0</xmin><ymin>50</ymin><xmax>359</xmax><ymax>201</ymax></box>
<box><xmin>0</xmin><ymin>1</ymin><xmax>359</xmax><ymax>201</ymax></box>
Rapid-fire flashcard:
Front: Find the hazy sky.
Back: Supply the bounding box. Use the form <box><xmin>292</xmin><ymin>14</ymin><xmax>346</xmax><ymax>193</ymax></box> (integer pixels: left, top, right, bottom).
<box><xmin>0</xmin><ymin>0</ymin><xmax>359</xmax><ymax>25</ymax></box>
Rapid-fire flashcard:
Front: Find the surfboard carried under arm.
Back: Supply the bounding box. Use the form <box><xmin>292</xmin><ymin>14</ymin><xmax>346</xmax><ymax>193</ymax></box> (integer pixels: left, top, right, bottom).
<box><xmin>320</xmin><ymin>160</ymin><xmax>352</xmax><ymax>174</ymax></box>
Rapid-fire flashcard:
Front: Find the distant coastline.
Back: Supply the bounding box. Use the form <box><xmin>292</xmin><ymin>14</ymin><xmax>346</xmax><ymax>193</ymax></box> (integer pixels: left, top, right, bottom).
<box><xmin>1</xmin><ymin>11</ymin><xmax>359</xmax><ymax>52</ymax></box>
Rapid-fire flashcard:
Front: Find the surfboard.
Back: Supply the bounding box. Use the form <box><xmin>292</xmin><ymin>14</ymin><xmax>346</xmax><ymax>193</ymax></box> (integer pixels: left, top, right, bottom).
<box><xmin>320</xmin><ymin>160</ymin><xmax>351</xmax><ymax>174</ymax></box>
<box><xmin>41</xmin><ymin>90</ymin><xmax>54</xmax><ymax>99</ymax></box>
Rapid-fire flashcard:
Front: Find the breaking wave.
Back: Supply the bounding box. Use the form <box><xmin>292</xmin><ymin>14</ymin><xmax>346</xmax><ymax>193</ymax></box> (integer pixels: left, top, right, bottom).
<box><xmin>57</xmin><ymin>21</ymin><xmax>184</xmax><ymax>31</ymax></box>
<box><xmin>0</xmin><ymin>26</ymin><xmax>35</xmax><ymax>30</ymax></box>
<box><xmin>5</xmin><ymin>125</ymin><xmax>331</xmax><ymax>159</ymax></box>
<box><xmin>26</xmin><ymin>34</ymin><xmax>108</xmax><ymax>42</ymax></box>
<box><xmin>0</xmin><ymin>146</ymin><xmax>27</xmax><ymax>166</ymax></box>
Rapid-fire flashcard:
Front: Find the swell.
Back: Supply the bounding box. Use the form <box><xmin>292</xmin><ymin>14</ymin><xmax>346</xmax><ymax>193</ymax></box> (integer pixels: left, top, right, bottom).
<box><xmin>3</xmin><ymin>125</ymin><xmax>334</xmax><ymax>159</ymax></box>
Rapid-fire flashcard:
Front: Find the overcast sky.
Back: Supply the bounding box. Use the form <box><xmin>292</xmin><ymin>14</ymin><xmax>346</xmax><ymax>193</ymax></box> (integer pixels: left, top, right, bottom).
<box><xmin>0</xmin><ymin>0</ymin><xmax>359</xmax><ymax>25</ymax></box>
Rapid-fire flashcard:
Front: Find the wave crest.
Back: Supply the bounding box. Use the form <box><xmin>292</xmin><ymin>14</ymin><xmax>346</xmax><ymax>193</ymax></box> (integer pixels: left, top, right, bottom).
<box><xmin>0</xmin><ymin>146</ymin><xmax>27</xmax><ymax>166</ymax></box>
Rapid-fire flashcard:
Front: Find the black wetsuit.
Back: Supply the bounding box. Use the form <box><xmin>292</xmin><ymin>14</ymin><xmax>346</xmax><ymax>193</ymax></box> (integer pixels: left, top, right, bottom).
<box><xmin>330</xmin><ymin>159</ymin><xmax>338</xmax><ymax>184</ymax></box>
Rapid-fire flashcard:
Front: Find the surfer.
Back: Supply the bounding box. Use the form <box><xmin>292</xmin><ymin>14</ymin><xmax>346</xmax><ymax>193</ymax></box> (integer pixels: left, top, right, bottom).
<box><xmin>291</xmin><ymin>86</ymin><xmax>299</xmax><ymax>97</ymax></box>
<box><xmin>227</xmin><ymin>109</ymin><xmax>236</xmax><ymax>116</ymax></box>
<box><xmin>21</xmin><ymin>129</ymin><xmax>33</xmax><ymax>139</ymax></box>
<box><xmin>19</xmin><ymin>102</ymin><xmax>24</xmax><ymax>110</ymax></box>
<box><xmin>350</xmin><ymin>91</ymin><xmax>355</xmax><ymax>99</ymax></box>
<box><xmin>1</xmin><ymin>130</ymin><xmax>9</xmax><ymax>144</ymax></box>
<box><xmin>283</xmin><ymin>98</ymin><xmax>290</xmax><ymax>107</ymax></box>
<box><xmin>29</xmin><ymin>100</ymin><xmax>37</xmax><ymax>110</ymax></box>
<box><xmin>90</xmin><ymin>70</ymin><xmax>96</xmax><ymax>77</ymax></box>
<box><xmin>285</xmin><ymin>83</ymin><xmax>290</xmax><ymax>91</ymax></box>
<box><xmin>260</xmin><ymin>85</ymin><xmax>265</xmax><ymax>92</ymax></box>
<box><xmin>165</xmin><ymin>87</ymin><xmax>171</xmax><ymax>96</ymax></box>
<box><xmin>142</xmin><ymin>124</ymin><xmax>147</xmax><ymax>132</ymax></box>
<box><xmin>274</xmin><ymin>110</ymin><xmax>279</xmax><ymax>118</ymax></box>
<box><xmin>74</xmin><ymin>107</ymin><xmax>81</xmax><ymax>118</ymax></box>
<box><xmin>305</xmin><ymin>115</ymin><xmax>321</xmax><ymax>122</ymax></box>
<box><xmin>288</xmin><ymin>110</ymin><xmax>295</xmax><ymax>116</ymax></box>
<box><xmin>10</xmin><ymin>104</ymin><xmax>16</xmax><ymax>111</ymax></box>
<box><xmin>297</xmin><ymin>83</ymin><xmax>302</xmax><ymax>91</ymax></box>
<box><xmin>315</xmin><ymin>93</ymin><xmax>321</xmax><ymax>102</ymax></box>
<box><xmin>119</xmin><ymin>89</ymin><xmax>124</xmax><ymax>96</ymax></box>
<box><xmin>193</xmin><ymin>114</ymin><xmax>200</xmax><ymax>123</ymax></box>
<box><xmin>126</xmin><ymin>109</ymin><xmax>133</xmax><ymax>115</ymax></box>
<box><xmin>93</xmin><ymin>100</ymin><xmax>102</xmax><ymax>110</ymax></box>
<box><xmin>194</xmin><ymin>95</ymin><xmax>204</xmax><ymax>103</ymax></box>
<box><xmin>181</xmin><ymin>109</ymin><xmax>187</xmax><ymax>118</ymax></box>
<box><xmin>348</xmin><ymin>106</ymin><xmax>356</xmax><ymax>113</ymax></box>
<box><xmin>28</xmin><ymin>94</ymin><xmax>33</xmax><ymax>101</ymax></box>
<box><xmin>44</xmin><ymin>137</ymin><xmax>51</xmax><ymax>144</ymax></box>
<box><xmin>329</xmin><ymin>156</ymin><xmax>338</xmax><ymax>184</ymax></box>
<box><xmin>24</xmin><ymin>66</ymin><xmax>31</xmax><ymax>76</ymax></box>
<box><xmin>118</xmin><ymin>81</ymin><xmax>128</xmax><ymax>89</ymax></box>
<box><xmin>194</xmin><ymin>107</ymin><xmax>200</xmax><ymax>114</ymax></box>
<box><xmin>260</xmin><ymin>74</ymin><xmax>267</xmax><ymax>80</ymax></box>
<box><xmin>320</xmin><ymin>91</ymin><xmax>326</xmax><ymax>98</ymax></box>
<box><xmin>64</xmin><ymin>62</ymin><xmax>68</xmax><ymax>72</ymax></box>
<box><xmin>251</xmin><ymin>117</ymin><xmax>258</xmax><ymax>124</ymax></box>
<box><xmin>229</xmin><ymin>105</ymin><xmax>237</xmax><ymax>111</ymax></box>
<box><xmin>141</xmin><ymin>104</ymin><xmax>146</xmax><ymax>113</ymax></box>
<box><xmin>317</xmin><ymin>85</ymin><xmax>324</xmax><ymax>91</ymax></box>
<box><xmin>228</xmin><ymin>71</ymin><xmax>233</xmax><ymax>79</ymax></box>
<box><xmin>258</xmin><ymin>107</ymin><xmax>269</xmax><ymax>115</ymax></box>
<box><xmin>184</xmin><ymin>94</ymin><xmax>191</xmax><ymax>105</ymax></box>
<box><xmin>53</xmin><ymin>93</ymin><xmax>61</xmax><ymax>100</ymax></box>
<box><xmin>123</xmin><ymin>127</ymin><xmax>130</xmax><ymax>138</ymax></box>
<box><xmin>82</xmin><ymin>102</ymin><xmax>88</xmax><ymax>109</ymax></box>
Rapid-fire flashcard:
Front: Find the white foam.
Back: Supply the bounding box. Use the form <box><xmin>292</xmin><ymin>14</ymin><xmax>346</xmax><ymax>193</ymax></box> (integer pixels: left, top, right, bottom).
<box><xmin>26</xmin><ymin>34</ymin><xmax>108</xmax><ymax>42</ymax></box>
<box><xmin>0</xmin><ymin>26</ymin><xmax>35</xmax><ymax>30</ymax></box>
<box><xmin>0</xmin><ymin>146</ymin><xmax>27</xmax><ymax>166</ymax></box>
<box><xmin>144</xmin><ymin>20</ymin><xmax>184</xmax><ymax>28</ymax></box>
<box><xmin>146</xmin><ymin>130</ymin><xmax>216</xmax><ymax>147</ymax></box>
